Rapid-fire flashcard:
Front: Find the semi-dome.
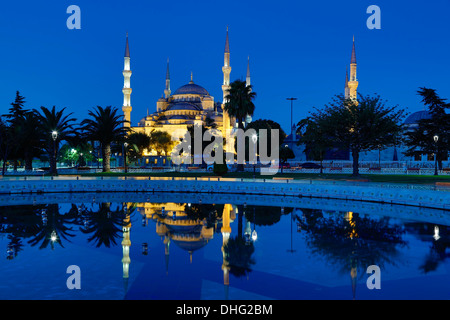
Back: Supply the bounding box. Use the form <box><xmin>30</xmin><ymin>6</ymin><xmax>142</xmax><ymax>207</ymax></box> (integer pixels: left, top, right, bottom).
<box><xmin>173</xmin><ymin>83</ymin><xmax>209</xmax><ymax>96</ymax></box>
<box><xmin>404</xmin><ymin>110</ymin><xmax>431</xmax><ymax>125</ymax></box>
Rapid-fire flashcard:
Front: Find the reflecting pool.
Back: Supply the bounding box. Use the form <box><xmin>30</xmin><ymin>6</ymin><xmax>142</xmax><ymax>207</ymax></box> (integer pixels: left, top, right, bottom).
<box><xmin>0</xmin><ymin>192</ymin><xmax>449</xmax><ymax>300</ymax></box>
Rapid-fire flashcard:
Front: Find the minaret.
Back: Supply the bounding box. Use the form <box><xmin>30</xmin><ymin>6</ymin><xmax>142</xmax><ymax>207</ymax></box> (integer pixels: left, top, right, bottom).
<box><xmin>122</xmin><ymin>33</ymin><xmax>132</xmax><ymax>127</ymax></box>
<box><xmin>221</xmin><ymin>204</ymin><xmax>232</xmax><ymax>300</ymax></box>
<box><xmin>122</xmin><ymin>208</ymin><xmax>131</xmax><ymax>295</ymax></box>
<box><xmin>246</xmin><ymin>56</ymin><xmax>251</xmax><ymax>88</ymax></box>
<box><xmin>164</xmin><ymin>58</ymin><xmax>171</xmax><ymax>99</ymax></box>
<box><xmin>347</xmin><ymin>36</ymin><xmax>358</xmax><ymax>104</ymax></box>
<box><xmin>222</xmin><ymin>27</ymin><xmax>232</xmax><ymax>135</ymax></box>
<box><xmin>344</xmin><ymin>67</ymin><xmax>350</xmax><ymax>99</ymax></box>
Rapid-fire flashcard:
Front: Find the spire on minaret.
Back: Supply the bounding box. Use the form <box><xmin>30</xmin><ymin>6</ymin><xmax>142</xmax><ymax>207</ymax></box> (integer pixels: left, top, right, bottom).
<box><xmin>246</xmin><ymin>56</ymin><xmax>251</xmax><ymax>88</ymax></box>
<box><xmin>166</xmin><ymin>58</ymin><xmax>170</xmax><ymax>80</ymax></box>
<box><xmin>125</xmin><ymin>32</ymin><xmax>130</xmax><ymax>58</ymax></box>
<box><xmin>225</xmin><ymin>26</ymin><xmax>230</xmax><ymax>54</ymax></box>
<box><xmin>164</xmin><ymin>58</ymin><xmax>171</xmax><ymax>99</ymax></box>
<box><xmin>351</xmin><ymin>35</ymin><xmax>356</xmax><ymax>64</ymax></box>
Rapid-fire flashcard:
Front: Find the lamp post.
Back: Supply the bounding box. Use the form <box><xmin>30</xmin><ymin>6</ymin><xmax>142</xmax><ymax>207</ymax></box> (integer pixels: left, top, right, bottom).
<box><xmin>252</xmin><ymin>134</ymin><xmax>257</xmax><ymax>178</ymax></box>
<box><xmin>434</xmin><ymin>135</ymin><xmax>439</xmax><ymax>176</ymax></box>
<box><xmin>51</xmin><ymin>131</ymin><xmax>58</xmax><ymax>175</ymax></box>
<box><xmin>123</xmin><ymin>142</ymin><xmax>128</xmax><ymax>174</ymax></box>
<box><xmin>286</xmin><ymin>98</ymin><xmax>297</xmax><ymax>148</ymax></box>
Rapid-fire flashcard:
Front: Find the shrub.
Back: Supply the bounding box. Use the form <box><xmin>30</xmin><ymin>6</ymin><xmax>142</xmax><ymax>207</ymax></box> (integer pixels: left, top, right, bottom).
<box><xmin>213</xmin><ymin>163</ymin><xmax>228</xmax><ymax>176</ymax></box>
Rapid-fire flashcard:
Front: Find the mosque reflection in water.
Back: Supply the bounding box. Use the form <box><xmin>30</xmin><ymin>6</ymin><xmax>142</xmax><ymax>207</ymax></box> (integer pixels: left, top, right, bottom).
<box><xmin>0</xmin><ymin>198</ymin><xmax>449</xmax><ymax>299</ymax></box>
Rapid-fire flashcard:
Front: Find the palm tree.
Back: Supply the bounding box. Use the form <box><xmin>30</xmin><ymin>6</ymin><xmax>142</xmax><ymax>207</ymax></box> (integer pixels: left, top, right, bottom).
<box><xmin>223</xmin><ymin>80</ymin><xmax>256</xmax><ymax>171</ymax></box>
<box><xmin>34</xmin><ymin>106</ymin><xmax>77</xmax><ymax>175</ymax></box>
<box><xmin>80</xmin><ymin>106</ymin><xmax>128</xmax><ymax>172</ymax></box>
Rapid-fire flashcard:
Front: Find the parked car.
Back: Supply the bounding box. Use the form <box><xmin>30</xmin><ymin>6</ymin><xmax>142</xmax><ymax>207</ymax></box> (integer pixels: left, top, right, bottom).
<box><xmin>300</xmin><ymin>162</ymin><xmax>323</xmax><ymax>169</ymax></box>
<box><xmin>278</xmin><ymin>163</ymin><xmax>291</xmax><ymax>169</ymax></box>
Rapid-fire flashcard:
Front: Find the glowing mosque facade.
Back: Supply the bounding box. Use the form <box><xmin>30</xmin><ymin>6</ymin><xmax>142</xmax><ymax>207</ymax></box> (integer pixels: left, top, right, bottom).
<box><xmin>120</xmin><ymin>28</ymin><xmax>246</xmax><ymax>158</ymax></box>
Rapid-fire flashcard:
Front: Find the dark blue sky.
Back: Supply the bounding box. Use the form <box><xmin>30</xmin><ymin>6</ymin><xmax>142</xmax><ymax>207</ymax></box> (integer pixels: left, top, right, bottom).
<box><xmin>1</xmin><ymin>0</ymin><xmax>449</xmax><ymax>133</ymax></box>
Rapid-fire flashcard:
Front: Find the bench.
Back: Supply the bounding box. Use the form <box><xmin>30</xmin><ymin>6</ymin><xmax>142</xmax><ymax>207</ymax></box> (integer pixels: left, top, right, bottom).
<box><xmin>435</xmin><ymin>182</ymin><xmax>450</xmax><ymax>187</ymax></box>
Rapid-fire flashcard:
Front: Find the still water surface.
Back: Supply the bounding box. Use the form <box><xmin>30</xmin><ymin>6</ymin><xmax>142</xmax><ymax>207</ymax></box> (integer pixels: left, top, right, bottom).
<box><xmin>0</xmin><ymin>193</ymin><xmax>449</xmax><ymax>300</ymax></box>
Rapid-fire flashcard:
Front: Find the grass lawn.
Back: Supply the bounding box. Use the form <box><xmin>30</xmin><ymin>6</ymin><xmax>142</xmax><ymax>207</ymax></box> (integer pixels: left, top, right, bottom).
<box><xmin>75</xmin><ymin>171</ymin><xmax>450</xmax><ymax>185</ymax></box>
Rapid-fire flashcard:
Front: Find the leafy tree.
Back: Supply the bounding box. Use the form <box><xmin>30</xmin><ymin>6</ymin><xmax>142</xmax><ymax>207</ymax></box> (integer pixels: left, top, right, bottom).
<box><xmin>307</xmin><ymin>94</ymin><xmax>406</xmax><ymax>176</ymax></box>
<box><xmin>3</xmin><ymin>92</ymin><xmax>28</xmax><ymax>171</ymax></box>
<box><xmin>0</xmin><ymin>117</ymin><xmax>13</xmax><ymax>175</ymax></box>
<box><xmin>34</xmin><ymin>106</ymin><xmax>77</xmax><ymax>175</ymax></box>
<box><xmin>150</xmin><ymin>130</ymin><xmax>174</xmax><ymax>156</ymax></box>
<box><xmin>80</xmin><ymin>106</ymin><xmax>128</xmax><ymax>172</ymax></box>
<box><xmin>223</xmin><ymin>80</ymin><xmax>256</xmax><ymax>171</ymax></box>
<box><xmin>242</xmin><ymin>119</ymin><xmax>286</xmax><ymax>162</ymax></box>
<box><xmin>403</xmin><ymin>88</ymin><xmax>450</xmax><ymax>170</ymax></box>
<box><xmin>16</xmin><ymin>111</ymin><xmax>43</xmax><ymax>171</ymax></box>
<box><xmin>297</xmin><ymin>117</ymin><xmax>332</xmax><ymax>173</ymax></box>
<box><xmin>279</xmin><ymin>145</ymin><xmax>295</xmax><ymax>173</ymax></box>
<box><xmin>126</xmin><ymin>132</ymin><xmax>151</xmax><ymax>164</ymax></box>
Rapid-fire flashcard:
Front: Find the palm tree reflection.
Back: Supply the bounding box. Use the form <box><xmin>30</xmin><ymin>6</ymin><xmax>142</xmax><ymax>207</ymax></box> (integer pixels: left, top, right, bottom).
<box><xmin>28</xmin><ymin>204</ymin><xmax>76</xmax><ymax>250</ymax></box>
<box><xmin>80</xmin><ymin>203</ymin><xmax>135</xmax><ymax>248</ymax></box>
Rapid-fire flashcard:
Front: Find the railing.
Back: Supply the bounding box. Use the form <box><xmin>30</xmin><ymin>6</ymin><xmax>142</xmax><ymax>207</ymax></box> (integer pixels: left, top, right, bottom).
<box><xmin>1</xmin><ymin>174</ymin><xmax>449</xmax><ymax>193</ymax></box>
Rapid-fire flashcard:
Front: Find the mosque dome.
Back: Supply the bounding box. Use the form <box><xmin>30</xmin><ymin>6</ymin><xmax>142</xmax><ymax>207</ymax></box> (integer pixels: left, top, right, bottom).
<box><xmin>404</xmin><ymin>111</ymin><xmax>431</xmax><ymax>125</ymax></box>
<box><xmin>173</xmin><ymin>83</ymin><xmax>209</xmax><ymax>96</ymax></box>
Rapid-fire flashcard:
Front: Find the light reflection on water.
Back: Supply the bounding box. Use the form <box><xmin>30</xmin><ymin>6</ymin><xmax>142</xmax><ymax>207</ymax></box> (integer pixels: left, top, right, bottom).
<box><xmin>0</xmin><ymin>193</ymin><xmax>449</xmax><ymax>300</ymax></box>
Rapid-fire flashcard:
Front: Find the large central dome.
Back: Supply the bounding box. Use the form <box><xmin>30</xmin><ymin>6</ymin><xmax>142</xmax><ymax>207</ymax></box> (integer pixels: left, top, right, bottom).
<box><xmin>173</xmin><ymin>82</ymin><xmax>209</xmax><ymax>96</ymax></box>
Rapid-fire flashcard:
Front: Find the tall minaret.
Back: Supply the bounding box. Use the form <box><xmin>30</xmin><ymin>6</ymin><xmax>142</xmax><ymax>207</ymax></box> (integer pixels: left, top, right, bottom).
<box><xmin>246</xmin><ymin>56</ymin><xmax>251</xmax><ymax>88</ymax></box>
<box><xmin>122</xmin><ymin>207</ymin><xmax>131</xmax><ymax>295</ymax></box>
<box><xmin>221</xmin><ymin>204</ymin><xmax>232</xmax><ymax>299</ymax></box>
<box><xmin>347</xmin><ymin>36</ymin><xmax>358</xmax><ymax>104</ymax></box>
<box><xmin>222</xmin><ymin>27</ymin><xmax>232</xmax><ymax>135</ymax></box>
<box><xmin>164</xmin><ymin>58</ymin><xmax>171</xmax><ymax>99</ymax></box>
<box><xmin>122</xmin><ymin>33</ymin><xmax>132</xmax><ymax>127</ymax></box>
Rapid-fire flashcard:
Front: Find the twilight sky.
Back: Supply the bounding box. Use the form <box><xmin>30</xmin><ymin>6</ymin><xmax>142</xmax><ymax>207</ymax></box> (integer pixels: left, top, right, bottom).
<box><xmin>0</xmin><ymin>0</ymin><xmax>449</xmax><ymax>134</ymax></box>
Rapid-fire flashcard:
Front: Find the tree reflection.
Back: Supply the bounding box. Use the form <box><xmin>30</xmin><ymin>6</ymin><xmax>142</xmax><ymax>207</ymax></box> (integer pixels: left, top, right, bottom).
<box><xmin>80</xmin><ymin>202</ymin><xmax>135</xmax><ymax>248</ymax></box>
<box><xmin>244</xmin><ymin>205</ymin><xmax>292</xmax><ymax>226</ymax></box>
<box><xmin>222</xmin><ymin>205</ymin><xmax>259</xmax><ymax>278</ymax></box>
<box><xmin>184</xmin><ymin>203</ymin><xmax>223</xmax><ymax>229</ymax></box>
<box><xmin>295</xmin><ymin>209</ymin><xmax>407</xmax><ymax>282</ymax></box>
<box><xmin>404</xmin><ymin>223</ymin><xmax>450</xmax><ymax>274</ymax></box>
<box><xmin>27</xmin><ymin>204</ymin><xmax>76</xmax><ymax>250</ymax></box>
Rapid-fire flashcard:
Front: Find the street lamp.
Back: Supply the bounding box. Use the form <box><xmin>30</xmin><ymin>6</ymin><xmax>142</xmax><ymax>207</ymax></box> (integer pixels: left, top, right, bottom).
<box><xmin>123</xmin><ymin>142</ymin><xmax>128</xmax><ymax>174</ymax></box>
<box><xmin>252</xmin><ymin>134</ymin><xmax>257</xmax><ymax>178</ymax></box>
<box><xmin>51</xmin><ymin>131</ymin><xmax>58</xmax><ymax>175</ymax></box>
<box><xmin>286</xmin><ymin>98</ymin><xmax>297</xmax><ymax>147</ymax></box>
<box><xmin>434</xmin><ymin>135</ymin><xmax>439</xmax><ymax>176</ymax></box>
